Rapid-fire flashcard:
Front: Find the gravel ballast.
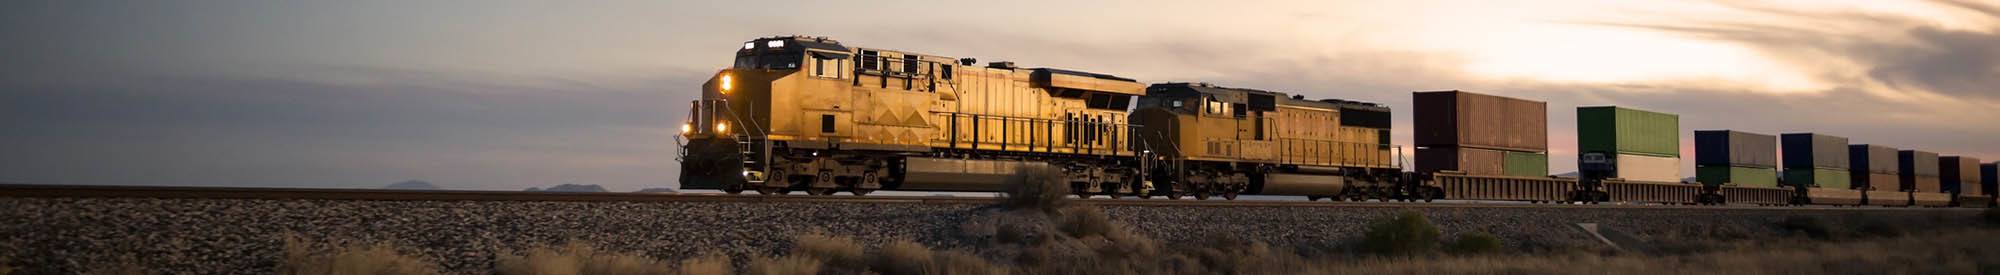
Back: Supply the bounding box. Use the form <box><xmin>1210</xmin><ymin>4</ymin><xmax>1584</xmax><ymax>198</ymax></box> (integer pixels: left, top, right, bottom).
<box><xmin>0</xmin><ymin>197</ymin><xmax>1983</xmax><ymax>274</ymax></box>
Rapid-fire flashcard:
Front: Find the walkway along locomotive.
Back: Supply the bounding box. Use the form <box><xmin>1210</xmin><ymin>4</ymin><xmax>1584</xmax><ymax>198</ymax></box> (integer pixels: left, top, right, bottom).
<box><xmin>678</xmin><ymin>35</ymin><xmax>1996</xmax><ymax>207</ymax></box>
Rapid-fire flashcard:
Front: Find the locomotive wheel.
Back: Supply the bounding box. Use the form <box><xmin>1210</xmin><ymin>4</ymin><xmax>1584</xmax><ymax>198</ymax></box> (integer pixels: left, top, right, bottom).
<box><xmin>1106</xmin><ymin>186</ymin><xmax>1124</xmax><ymax>199</ymax></box>
<box><xmin>1221</xmin><ymin>192</ymin><xmax>1238</xmax><ymax>200</ymax></box>
<box><xmin>808</xmin><ymin>188</ymin><xmax>836</xmax><ymax>196</ymax></box>
<box><xmin>850</xmin><ymin>189</ymin><xmax>873</xmax><ymax>196</ymax></box>
<box><xmin>1194</xmin><ymin>191</ymin><xmax>1211</xmax><ymax>200</ymax></box>
<box><xmin>724</xmin><ymin>185</ymin><xmax>745</xmax><ymax>195</ymax></box>
<box><xmin>1307</xmin><ymin>196</ymin><xmax>1323</xmax><ymax>201</ymax></box>
<box><xmin>756</xmin><ymin>187</ymin><xmax>782</xmax><ymax>195</ymax></box>
<box><xmin>1167</xmin><ymin>192</ymin><xmax>1182</xmax><ymax>200</ymax></box>
<box><xmin>1134</xmin><ymin>182</ymin><xmax>1152</xmax><ymax>199</ymax></box>
<box><xmin>1423</xmin><ymin>189</ymin><xmax>1438</xmax><ymax>203</ymax></box>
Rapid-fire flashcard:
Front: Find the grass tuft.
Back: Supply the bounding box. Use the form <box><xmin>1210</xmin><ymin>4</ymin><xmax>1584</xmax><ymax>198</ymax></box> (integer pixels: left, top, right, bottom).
<box><xmin>790</xmin><ymin>232</ymin><xmax>865</xmax><ymax>271</ymax></box>
<box><xmin>279</xmin><ymin>235</ymin><xmax>439</xmax><ymax>275</ymax></box>
<box><xmin>1444</xmin><ymin>232</ymin><xmax>1503</xmax><ymax>255</ymax></box>
<box><xmin>744</xmin><ymin>256</ymin><xmax>821</xmax><ymax>275</ymax></box>
<box><xmin>674</xmin><ymin>254</ymin><xmax>730</xmax><ymax>275</ymax></box>
<box><xmin>495</xmin><ymin>241</ymin><xmax>671</xmax><ymax>275</ymax></box>
<box><xmin>1056</xmin><ymin>207</ymin><xmax>1115</xmax><ymax>239</ymax></box>
<box><xmin>1361</xmin><ymin>211</ymin><xmax>1441</xmax><ymax>256</ymax></box>
<box><xmin>1002</xmin><ymin>165</ymin><xmax>1072</xmax><ymax>212</ymax></box>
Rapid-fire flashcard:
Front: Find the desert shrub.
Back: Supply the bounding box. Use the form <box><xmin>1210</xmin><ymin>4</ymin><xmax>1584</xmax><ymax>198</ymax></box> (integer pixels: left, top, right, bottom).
<box><xmin>495</xmin><ymin>241</ymin><xmax>671</xmax><ymax>275</ymax></box>
<box><xmin>279</xmin><ymin>236</ymin><xmax>439</xmax><ymax>275</ymax></box>
<box><xmin>1444</xmin><ymin>232</ymin><xmax>1503</xmax><ymax>255</ymax></box>
<box><xmin>1057</xmin><ymin>207</ymin><xmax>1114</xmax><ymax>238</ymax></box>
<box><xmin>1361</xmin><ymin>211</ymin><xmax>1441</xmax><ymax>256</ymax></box>
<box><xmin>930</xmin><ymin>250</ymin><xmax>1005</xmax><ymax>275</ymax></box>
<box><xmin>675</xmin><ymin>254</ymin><xmax>730</xmax><ymax>275</ymax></box>
<box><xmin>1776</xmin><ymin>216</ymin><xmax>1831</xmax><ymax>240</ymax></box>
<box><xmin>790</xmin><ymin>232</ymin><xmax>865</xmax><ymax>271</ymax></box>
<box><xmin>870</xmin><ymin>240</ymin><xmax>935</xmax><ymax>275</ymax></box>
<box><xmin>868</xmin><ymin>240</ymin><xmax>1005</xmax><ymax>275</ymax></box>
<box><xmin>1984</xmin><ymin>208</ymin><xmax>2000</xmax><ymax>226</ymax></box>
<box><xmin>1003</xmin><ymin>166</ymin><xmax>1071</xmax><ymax>212</ymax></box>
<box><xmin>1855</xmin><ymin>220</ymin><xmax>1904</xmax><ymax>238</ymax></box>
<box><xmin>744</xmin><ymin>256</ymin><xmax>821</xmax><ymax>275</ymax></box>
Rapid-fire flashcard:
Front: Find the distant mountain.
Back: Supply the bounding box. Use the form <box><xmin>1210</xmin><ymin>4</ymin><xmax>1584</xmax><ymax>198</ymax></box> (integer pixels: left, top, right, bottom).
<box><xmin>635</xmin><ymin>187</ymin><xmax>679</xmax><ymax>193</ymax></box>
<box><xmin>525</xmin><ymin>183</ymin><xmax>608</xmax><ymax>192</ymax></box>
<box><xmin>384</xmin><ymin>180</ymin><xmax>440</xmax><ymax>190</ymax></box>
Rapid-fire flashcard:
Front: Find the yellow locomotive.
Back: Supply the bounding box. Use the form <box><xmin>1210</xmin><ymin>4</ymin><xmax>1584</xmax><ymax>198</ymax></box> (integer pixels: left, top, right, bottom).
<box><xmin>1130</xmin><ymin>83</ymin><xmax>1402</xmax><ymax>200</ymax></box>
<box><xmin>679</xmin><ymin>36</ymin><xmax>1149</xmax><ymax>196</ymax></box>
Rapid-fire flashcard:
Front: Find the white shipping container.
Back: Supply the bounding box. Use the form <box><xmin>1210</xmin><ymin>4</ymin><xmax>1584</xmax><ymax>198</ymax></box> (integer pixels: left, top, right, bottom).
<box><xmin>1617</xmin><ymin>153</ymin><xmax>1682</xmax><ymax>183</ymax></box>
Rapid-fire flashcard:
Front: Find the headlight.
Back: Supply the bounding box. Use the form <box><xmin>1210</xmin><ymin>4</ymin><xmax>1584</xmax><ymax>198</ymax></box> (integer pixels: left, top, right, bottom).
<box><xmin>680</xmin><ymin>123</ymin><xmax>693</xmax><ymax>134</ymax></box>
<box><xmin>715</xmin><ymin>121</ymin><xmax>729</xmax><ymax>133</ymax></box>
<box><xmin>720</xmin><ymin>74</ymin><xmax>733</xmax><ymax>94</ymax></box>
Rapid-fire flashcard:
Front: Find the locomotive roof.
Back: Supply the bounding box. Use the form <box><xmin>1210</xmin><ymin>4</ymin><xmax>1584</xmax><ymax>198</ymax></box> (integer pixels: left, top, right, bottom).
<box><xmin>741</xmin><ymin>36</ymin><xmax>850</xmax><ymax>54</ymax></box>
<box><xmin>1149</xmin><ymin>83</ymin><xmax>1387</xmax><ymax>112</ymax></box>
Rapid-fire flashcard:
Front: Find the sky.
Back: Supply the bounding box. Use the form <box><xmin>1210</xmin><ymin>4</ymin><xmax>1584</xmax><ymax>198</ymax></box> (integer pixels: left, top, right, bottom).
<box><xmin>3</xmin><ymin>0</ymin><xmax>1997</xmax><ymax>191</ymax></box>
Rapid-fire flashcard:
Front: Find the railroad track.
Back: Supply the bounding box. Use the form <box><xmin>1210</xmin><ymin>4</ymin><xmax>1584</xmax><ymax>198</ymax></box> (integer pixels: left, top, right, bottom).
<box><xmin>0</xmin><ymin>184</ymin><xmax>1955</xmax><ymax>211</ymax></box>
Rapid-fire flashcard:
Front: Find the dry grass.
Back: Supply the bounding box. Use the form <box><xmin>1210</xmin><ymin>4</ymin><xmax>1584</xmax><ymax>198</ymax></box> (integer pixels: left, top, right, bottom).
<box><xmin>1001</xmin><ymin>165</ymin><xmax>1071</xmax><ymax>212</ymax></box>
<box><xmin>1361</xmin><ymin>211</ymin><xmax>1441</xmax><ymax>256</ymax></box>
<box><xmin>789</xmin><ymin>232</ymin><xmax>866</xmax><ymax>272</ymax></box>
<box><xmin>495</xmin><ymin>241</ymin><xmax>673</xmax><ymax>275</ymax></box>
<box><xmin>1328</xmin><ymin>229</ymin><xmax>2000</xmax><ymax>275</ymax></box>
<box><xmin>674</xmin><ymin>254</ymin><xmax>731</xmax><ymax>275</ymax></box>
<box><xmin>278</xmin><ymin>235</ymin><xmax>439</xmax><ymax>275</ymax></box>
<box><xmin>743</xmin><ymin>255</ymin><xmax>821</xmax><ymax>275</ymax></box>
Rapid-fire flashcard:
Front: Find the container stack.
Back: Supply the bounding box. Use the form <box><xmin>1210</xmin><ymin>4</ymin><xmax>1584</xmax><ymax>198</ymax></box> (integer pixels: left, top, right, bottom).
<box><xmin>1984</xmin><ymin>162</ymin><xmax>1997</xmax><ymax>198</ymax></box>
<box><xmin>1899</xmin><ymin>150</ymin><xmax>1941</xmax><ymax>192</ymax></box>
<box><xmin>1575</xmin><ymin>106</ymin><xmax>1681</xmax><ymax>182</ymax></box>
<box><xmin>1847</xmin><ymin>145</ymin><xmax>1900</xmax><ymax>191</ymax></box>
<box><xmin>1781</xmin><ymin>133</ymin><xmax>1851</xmax><ymax>189</ymax></box>
<box><xmin>1413</xmin><ymin>91</ymin><xmax>1549</xmax><ymax>177</ymax></box>
<box><xmin>1939</xmin><ymin>156</ymin><xmax>1983</xmax><ymax>198</ymax></box>
<box><xmin>1694</xmin><ymin>130</ymin><xmax>1779</xmax><ymax>187</ymax></box>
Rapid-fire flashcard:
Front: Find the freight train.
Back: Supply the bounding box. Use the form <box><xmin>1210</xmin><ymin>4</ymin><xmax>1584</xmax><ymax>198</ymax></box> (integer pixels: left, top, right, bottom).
<box><xmin>677</xmin><ymin>35</ymin><xmax>1997</xmax><ymax>208</ymax></box>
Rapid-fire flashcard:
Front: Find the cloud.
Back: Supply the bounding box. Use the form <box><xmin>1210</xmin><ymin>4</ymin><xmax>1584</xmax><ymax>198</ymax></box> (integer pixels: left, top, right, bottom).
<box><xmin>1592</xmin><ymin>1</ymin><xmax>2000</xmax><ymax>102</ymax></box>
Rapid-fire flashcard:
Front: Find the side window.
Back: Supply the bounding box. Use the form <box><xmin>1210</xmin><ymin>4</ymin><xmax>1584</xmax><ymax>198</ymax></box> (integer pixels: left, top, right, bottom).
<box><xmin>903</xmin><ymin>55</ymin><xmax>919</xmax><ymax>75</ymax></box>
<box><xmin>860</xmin><ymin>50</ymin><xmax>879</xmax><ymax>71</ymax></box>
<box><xmin>941</xmin><ymin>64</ymin><xmax>953</xmax><ymax>80</ymax></box>
<box><xmin>821</xmin><ymin>115</ymin><xmax>836</xmax><ymax>133</ymax></box>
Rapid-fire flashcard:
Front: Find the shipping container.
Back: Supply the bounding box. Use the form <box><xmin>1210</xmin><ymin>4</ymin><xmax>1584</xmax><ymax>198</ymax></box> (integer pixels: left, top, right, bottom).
<box><xmin>1848</xmin><ymin>144</ymin><xmax>1898</xmax><ymax>174</ymax></box>
<box><xmin>1698</xmin><ymin>165</ymin><xmax>1779</xmax><ymax>187</ymax></box>
<box><xmin>1577</xmin><ymin>106</ymin><xmax>1680</xmax><ymax>157</ymax></box>
<box><xmin>1781</xmin><ymin>133</ymin><xmax>1849</xmax><ymax>169</ymax></box>
<box><xmin>1414</xmin><ymin>91</ymin><xmax>1548</xmax><ymax>151</ymax></box>
<box><xmin>1899</xmin><ymin>150</ymin><xmax>1940</xmax><ymax>193</ymax></box>
<box><xmin>1784</xmin><ymin>167</ymin><xmax>1851</xmax><ymax>189</ymax></box>
<box><xmin>1695</xmin><ymin>130</ymin><xmax>1778</xmax><ymax>168</ymax></box>
<box><xmin>1853</xmin><ymin>173</ymin><xmax>1899</xmax><ymax>191</ymax></box>
<box><xmin>1417</xmin><ymin>146</ymin><xmax>1502</xmax><ymax>175</ymax></box>
<box><xmin>1417</xmin><ymin>146</ymin><xmax>1546</xmax><ymax>177</ymax></box>
<box><xmin>1504</xmin><ymin>151</ymin><xmax>1549</xmax><ymax>177</ymax></box>
<box><xmin>1940</xmin><ymin>156</ymin><xmax>1982</xmax><ymax>195</ymax></box>
<box><xmin>1905</xmin><ymin>175</ymin><xmax>1942</xmax><ymax>193</ymax></box>
<box><xmin>1611</xmin><ymin>153</ymin><xmax>1681</xmax><ymax>182</ymax></box>
<box><xmin>1982</xmin><ymin>163</ymin><xmax>1997</xmax><ymax>196</ymax></box>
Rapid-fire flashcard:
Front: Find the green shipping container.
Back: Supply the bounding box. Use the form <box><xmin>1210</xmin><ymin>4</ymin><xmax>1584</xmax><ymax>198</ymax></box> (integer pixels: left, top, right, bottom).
<box><xmin>1577</xmin><ymin>106</ymin><xmax>1680</xmax><ymax>157</ymax></box>
<box><xmin>1504</xmin><ymin>151</ymin><xmax>1549</xmax><ymax>177</ymax></box>
<box><xmin>1783</xmin><ymin>168</ymin><xmax>1851</xmax><ymax>189</ymax></box>
<box><xmin>1698</xmin><ymin>166</ymin><xmax>1778</xmax><ymax>187</ymax></box>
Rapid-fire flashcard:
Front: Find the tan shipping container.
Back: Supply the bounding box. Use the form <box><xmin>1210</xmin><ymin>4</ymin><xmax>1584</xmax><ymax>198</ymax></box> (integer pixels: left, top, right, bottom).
<box><xmin>1414</xmin><ymin>91</ymin><xmax>1548</xmax><ymax>151</ymax></box>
